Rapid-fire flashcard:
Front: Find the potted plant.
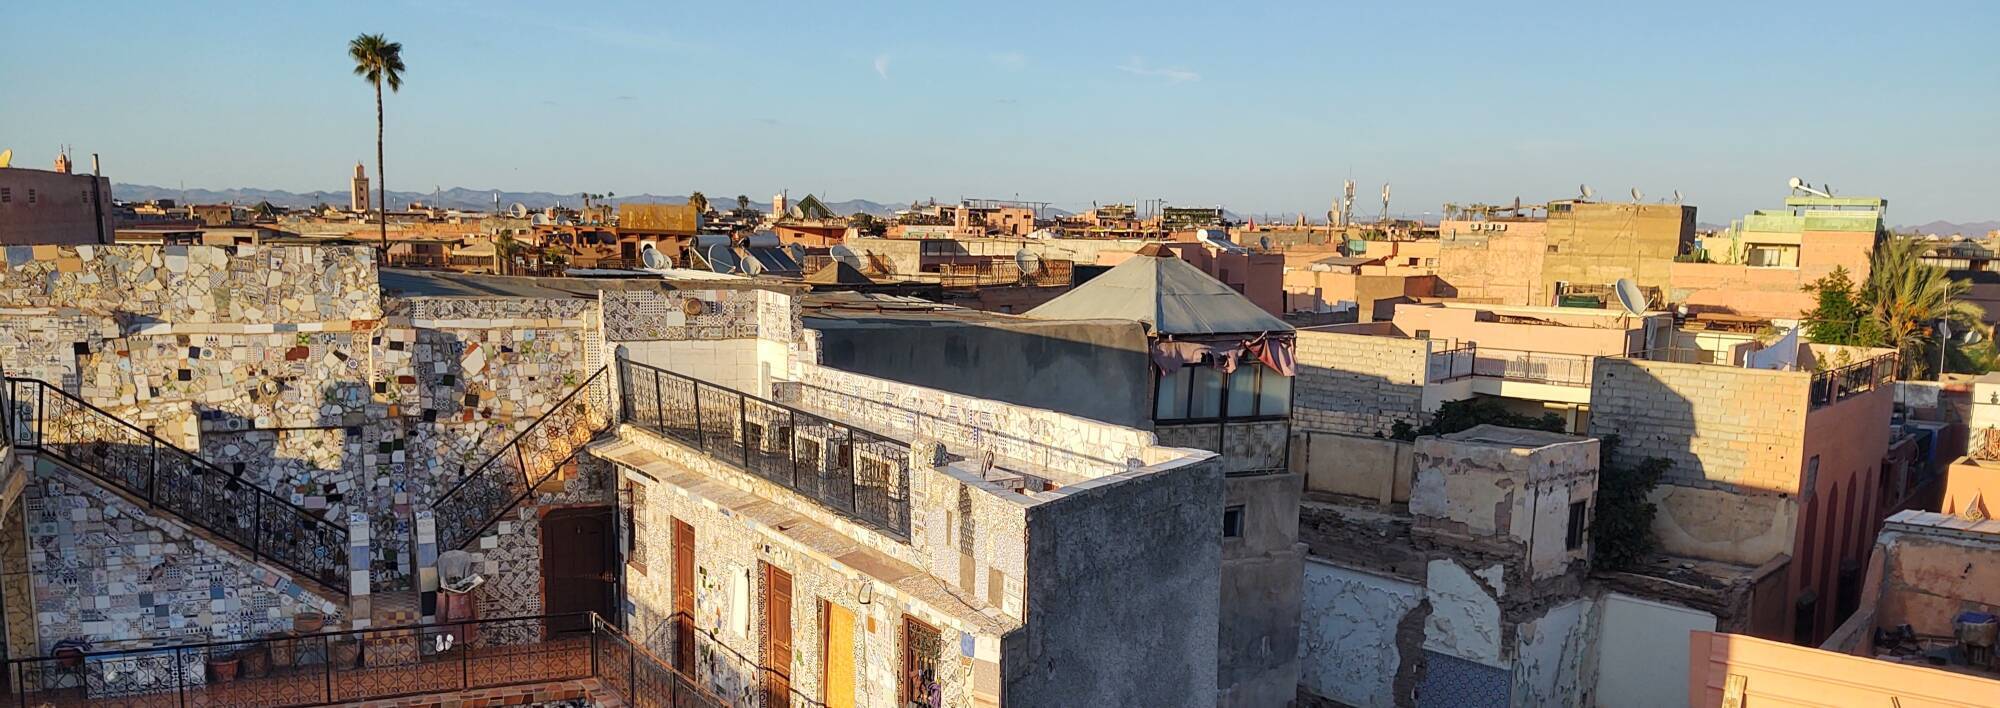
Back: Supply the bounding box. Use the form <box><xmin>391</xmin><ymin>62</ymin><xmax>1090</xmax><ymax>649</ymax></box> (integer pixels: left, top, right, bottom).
<box><xmin>236</xmin><ymin>641</ymin><xmax>271</xmax><ymax>677</ymax></box>
<box><xmin>292</xmin><ymin>611</ymin><xmax>326</xmax><ymax>634</ymax></box>
<box><xmin>206</xmin><ymin>650</ymin><xmax>240</xmax><ymax>683</ymax></box>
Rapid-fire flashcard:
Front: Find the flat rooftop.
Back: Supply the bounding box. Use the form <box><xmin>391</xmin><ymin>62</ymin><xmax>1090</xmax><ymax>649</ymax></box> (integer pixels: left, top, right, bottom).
<box><xmin>1439</xmin><ymin>424</ymin><xmax>1586</xmax><ymax>450</ymax></box>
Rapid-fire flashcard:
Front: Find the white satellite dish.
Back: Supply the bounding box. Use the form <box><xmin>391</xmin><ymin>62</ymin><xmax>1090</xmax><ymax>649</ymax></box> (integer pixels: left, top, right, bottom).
<box><xmin>706</xmin><ymin>243</ymin><xmax>742</xmax><ymax>274</ymax></box>
<box><xmin>638</xmin><ymin>242</ymin><xmax>667</xmax><ymax>270</ymax></box>
<box><xmin>785</xmin><ymin>242</ymin><xmax>807</xmax><ymax>265</ymax></box>
<box><xmin>1787</xmin><ymin>177</ymin><xmax>1831</xmax><ymax>198</ymax></box>
<box><xmin>1578</xmin><ymin>184</ymin><xmax>1594</xmax><ymax>200</ymax></box>
<box><xmin>508</xmin><ymin>202</ymin><xmax>529</xmax><ymax>218</ymax></box>
<box><xmin>829</xmin><ymin>245</ymin><xmax>863</xmax><ymax>270</ymax></box>
<box><xmin>1630</xmin><ymin>187</ymin><xmax>1643</xmax><ymax>202</ymax></box>
<box><xmin>1613</xmin><ymin>278</ymin><xmax>1647</xmax><ymax>316</ymax></box>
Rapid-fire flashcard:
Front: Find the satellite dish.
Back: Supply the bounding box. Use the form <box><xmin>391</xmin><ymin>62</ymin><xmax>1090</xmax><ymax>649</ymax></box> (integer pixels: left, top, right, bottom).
<box><xmin>829</xmin><ymin>244</ymin><xmax>863</xmax><ymax>270</ymax></box>
<box><xmin>639</xmin><ymin>242</ymin><xmax>667</xmax><ymax>270</ymax></box>
<box><xmin>1613</xmin><ymin>278</ymin><xmax>1646</xmax><ymax>316</ymax></box>
<box><xmin>1630</xmin><ymin>187</ymin><xmax>1643</xmax><ymax>202</ymax></box>
<box><xmin>1258</xmin><ymin>235</ymin><xmax>1273</xmax><ymax>251</ymax></box>
<box><xmin>1014</xmin><ymin>248</ymin><xmax>1042</xmax><ymax>276</ymax></box>
<box><xmin>508</xmin><ymin>202</ymin><xmax>529</xmax><ymax>218</ymax></box>
<box><xmin>706</xmin><ymin>243</ymin><xmax>742</xmax><ymax>274</ymax></box>
<box><xmin>741</xmin><ymin>253</ymin><xmax>764</xmax><ymax>275</ymax></box>
<box><xmin>1787</xmin><ymin>176</ymin><xmax>1805</xmax><ymax>190</ymax></box>
<box><xmin>786</xmin><ymin>243</ymin><xmax>806</xmax><ymax>265</ymax></box>
<box><xmin>0</xmin><ymin>149</ymin><xmax>11</xmax><ymax>168</ymax></box>
<box><xmin>1578</xmin><ymin>184</ymin><xmax>1594</xmax><ymax>200</ymax></box>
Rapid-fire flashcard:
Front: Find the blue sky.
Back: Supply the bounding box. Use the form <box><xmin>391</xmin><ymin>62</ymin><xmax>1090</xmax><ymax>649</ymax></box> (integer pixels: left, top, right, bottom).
<box><xmin>3</xmin><ymin>0</ymin><xmax>1994</xmax><ymax>224</ymax></box>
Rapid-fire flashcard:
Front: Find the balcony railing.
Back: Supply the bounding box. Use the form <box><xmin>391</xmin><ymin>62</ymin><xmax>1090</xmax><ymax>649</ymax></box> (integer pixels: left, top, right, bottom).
<box><xmin>2</xmin><ymin>377</ymin><xmax>349</xmax><ymax>595</ymax></box>
<box><xmin>432</xmin><ymin>367</ymin><xmax>613</xmax><ymax>551</ymax></box>
<box><xmin>617</xmin><ymin>358</ymin><xmax>912</xmax><ymax>539</ymax></box>
<box><xmin>1426</xmin><ymin>344</ymin><xmax>1478</xmax><ymax>381</ymax></box>
<box><xmin>1470</xmin><ymin>347</ymin><xmax>1595</xmax><ymax>387</ymax></box>
<box><xmin>3</xmin><ymin>612</ymin><xmax>723</xmax><ymax>708</ymax></box>
<box><xmin>1809</xmin><ymin>354</ymin><xmax>1897</xmax><ymax>409</ymax></box>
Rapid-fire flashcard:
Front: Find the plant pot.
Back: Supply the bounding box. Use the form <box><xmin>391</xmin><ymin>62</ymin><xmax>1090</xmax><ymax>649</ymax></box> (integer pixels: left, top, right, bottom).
<box><xmin>207</xmin><ymin>657</ymin><xmax>240</xmax><ymax>683</ymax></box>
<box><xmin>238</xmin><ymin>646</ymin><xmax>270</xmax><ymax>677</ymax></box>
<box><xmin>292</xmin><ymin>612</ymin><xmax>326</xmax><ymax>634</ymax></box>
<box><xmin>268</xmin><ymin>632</ymin><xmax>297</xmax><ymax>667</ymax></box>
<box><xmin>53</xmin><ymin>647</ymin><xmax>84</xmax><ymax>669</ymax></box>
<box><xmin>330</xmin><ymin>640</ymin><xmax>363</xmax><ymax>669</ymax></box>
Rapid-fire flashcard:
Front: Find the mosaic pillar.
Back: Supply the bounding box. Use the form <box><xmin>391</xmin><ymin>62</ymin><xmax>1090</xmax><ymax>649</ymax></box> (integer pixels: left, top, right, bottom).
<box><xmin>1</xmin><ymin>502</ymin><xmax>38</xmax><ymax>663</ymax></box>
<box><xmin>413</xmin><ymin>509</ymin><xmax>439</xmax><ymax>623</ymax></box>
<box><xmin>347</xmin><ymin>512</ymin><xmax>372</xmax><ymax>629</ymax></box>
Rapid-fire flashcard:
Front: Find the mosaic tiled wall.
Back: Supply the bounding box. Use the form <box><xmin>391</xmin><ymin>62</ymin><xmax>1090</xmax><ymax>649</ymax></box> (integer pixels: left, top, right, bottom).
<box><xmin>21</xmin><ymin>462</ymin><xmax>343</xmax><ymax>653</ymax></box>
<box><xmin>463</xmin><ymin>455</ymin><xmax>613</xmax><ymax>623</ymax></box>
<box><xmin>601</xmin><ymin>289</ymin><xmax>790</xmax><ymax>343</ymax></box>
<box><xmin>617</xmin><ymin>456</ymin><xmax>989</xmax><ymax>708</ymax></box>
<box><xmin>0</xmin><ymin>245</ymin><xmax>380</xmax><ymax>323</ymax></box>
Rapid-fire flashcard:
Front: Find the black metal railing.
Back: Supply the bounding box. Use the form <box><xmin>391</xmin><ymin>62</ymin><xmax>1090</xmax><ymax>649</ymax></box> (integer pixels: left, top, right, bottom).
<box><xmin>1470</xmin><ymin>347</ymin><xmax>1595</xmax><ymax>387</ymax></box>
<box><xmin>432</xmin><ymin>367</ymin><xmax>613</xmax><ymax>551</ymax></box>
<box><xmin>2</xmin><ymin>377</ymin><xmax>349</xmax><ymax>595</ymax></box>
<box><xmin>617</xmin><ymin>358</ymin><xmax>912</xmax><ymax>539</ymax></box>
<box><xmin>1426</xmin><ymin>343</ymin><xmax>1478</xmax><ymax>382</ymax></box>
<box><xmin>1809</xmin><ymin>354</ymin><xmax>1898</xmax><ymax>409</ymax></box>
<box><xmin>3</xmin><ymin>611</ymin><xmax>723</xmax><ymax>708</ymax></box>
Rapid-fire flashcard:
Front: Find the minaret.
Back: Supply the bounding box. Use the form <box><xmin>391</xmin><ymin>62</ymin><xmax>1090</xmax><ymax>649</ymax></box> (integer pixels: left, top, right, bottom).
<box><xmin>350</xmin><ymin>162</ymin><xmax>371</xmax><ymax>212</ymax></box>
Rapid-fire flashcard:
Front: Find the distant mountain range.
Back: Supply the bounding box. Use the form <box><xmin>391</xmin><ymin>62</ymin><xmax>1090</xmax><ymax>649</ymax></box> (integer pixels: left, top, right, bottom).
<box><xmin>111</xmin><ymin>183</ymin><xmax>916</xmax><ymax>218</ymax></box>
<box><xmin>1904</xmin><ymin>220</ymin><xmax>2000</xmax><ymax>237</ymax></box>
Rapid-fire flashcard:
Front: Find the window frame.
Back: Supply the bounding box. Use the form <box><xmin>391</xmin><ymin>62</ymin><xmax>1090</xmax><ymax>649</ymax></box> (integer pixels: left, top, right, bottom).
<box><xmin>1222</xmin><ymin>504</ymin><xmax>1245</xmax><ymax>538</ymax></box>
<box><xmin>1153</xmin><ymin>358</ymin><xmax>1293</xmax><ymax>424</ymax></box>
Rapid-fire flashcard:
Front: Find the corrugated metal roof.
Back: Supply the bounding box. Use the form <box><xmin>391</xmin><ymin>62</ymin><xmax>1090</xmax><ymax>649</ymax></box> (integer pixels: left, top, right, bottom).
<box><xmin>1025</xmin><ymin>254</ymin><xmax>1291</xmax><ymax>335</ymax></box>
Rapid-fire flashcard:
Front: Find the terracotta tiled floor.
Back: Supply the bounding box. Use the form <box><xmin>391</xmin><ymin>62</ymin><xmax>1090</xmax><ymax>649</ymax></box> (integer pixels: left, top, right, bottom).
<box><xmin>13</xmin><ymin>637</ymin><xmax>594</xmax><ymax>708</ymax></box>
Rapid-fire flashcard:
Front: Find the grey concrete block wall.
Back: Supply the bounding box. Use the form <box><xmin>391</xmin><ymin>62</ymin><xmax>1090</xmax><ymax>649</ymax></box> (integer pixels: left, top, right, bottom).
<box><xmin>1293</xmin><ymin>331</ymin><xmax>1430</xmax><ymax>438</ymax></box>
<box><xmin>1007</xmin><ymin>457</ymin><xmax>1224</xmax><ymax>707</ymax></box>
<box><xmin>1587</xmin><ymin>357</ymin><xmax>1808</xmax><ymax>492</ymax></box>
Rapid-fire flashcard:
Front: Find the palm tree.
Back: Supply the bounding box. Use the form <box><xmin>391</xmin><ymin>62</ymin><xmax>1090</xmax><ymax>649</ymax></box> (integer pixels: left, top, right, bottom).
<box><xmin>736</xmin><ymin>194</ymin><xmax>751</xmax><ymax>212</ymax></box>
<box><xmin>1861</xmin><ymin>237</ymin><xmax>1986</xmax><ymax>377</ymax></box>
<box><xmin>688</xmin><ymin>191</ymin><xmax>709</xmax><ymax>215</ymax></box>
<box><xmin>349</xmin><ymin>34</ymin><xmax>406</xmax><ymax>251</ymax></box>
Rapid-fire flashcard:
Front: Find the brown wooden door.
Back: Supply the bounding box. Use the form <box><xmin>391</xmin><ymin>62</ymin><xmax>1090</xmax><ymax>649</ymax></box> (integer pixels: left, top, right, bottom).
<box><xmin>672</xmin><ymin>518</ymin><xmax>696</xmax><ymax>671</ymax></box>
<box><xmin>761</xmin><ymin>562</ymin><xmax>794</xmax><ymax>708</ymax></box>
<box><xmin>900</xmin><ymin>616</ymin><xmax>942</xmax><ymax>708</ymax></box>
<box><xmin>541</xmin><ymin>507</ymin><xmax>616</xmax><ymax>623</ymax></box>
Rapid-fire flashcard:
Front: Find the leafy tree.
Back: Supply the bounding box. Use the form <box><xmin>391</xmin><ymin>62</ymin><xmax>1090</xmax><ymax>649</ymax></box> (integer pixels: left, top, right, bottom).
<box><xmin>349</xmin><ymin>33</ymin><xmax>406</xmax><ymax>251</ymax></box>
<box><xmin>1798</xmin><ymin>266</ymin><xmax>1876</xmax><ymax>345</ymax></box>
<box><xmin>1861</xmin><ymin>238</ymin><xmax>1985</xmax><ymax>377</ymax></box>
<box><xmin>736</xmin><ymin>194</ymin><xmax>751</xmax><ymax>212</ymax></box>
<box><xmin>1388</xmin><ymin>397</ymin><xmax>1563</xmax><ymax>441</ymax></box>
<box><xmin>1591</xmin><ymin>435</ymin><xmax>1669</xmax><ymax>571</ymax></box>
<box><xmin>688</xmin><ymin>191</ymin><xmax>709</xmax><ymax>214</ymax></box>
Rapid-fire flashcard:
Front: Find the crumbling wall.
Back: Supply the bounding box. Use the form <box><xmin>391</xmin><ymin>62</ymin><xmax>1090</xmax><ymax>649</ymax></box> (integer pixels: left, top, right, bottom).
<box><xmin>1509</xmin><ymin>597</ymin><xmax>1594</xmax><ymax>708</ymax></box>
<box><xmin>1298</xmin><ymin>559</ymin><xmax>1424</xmax><ymax>707</ymax></box>
<box><xmin>1423</xmin><ymin>558</ymin><xmax>1504</xmax><ymax>666</ymax></box>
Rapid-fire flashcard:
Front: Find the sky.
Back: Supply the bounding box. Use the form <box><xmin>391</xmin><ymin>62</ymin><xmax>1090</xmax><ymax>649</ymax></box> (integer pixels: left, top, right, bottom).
<box><xmin>3</xmin><ymin>0</ymin><xmax>1996</xmax><ymax>225</ymax></box>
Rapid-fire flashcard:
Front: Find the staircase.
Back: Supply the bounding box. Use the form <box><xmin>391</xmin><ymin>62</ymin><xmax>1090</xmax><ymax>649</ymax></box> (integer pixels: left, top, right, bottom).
<box><xmin>2</xmin><ymin>376</ymin><xmax>350</xmax><ymax>595</ymax></box>
<box><xmin>430</xmin><ymin>366</ymin><xmax>613</xmax><ymax>551</ymax></box>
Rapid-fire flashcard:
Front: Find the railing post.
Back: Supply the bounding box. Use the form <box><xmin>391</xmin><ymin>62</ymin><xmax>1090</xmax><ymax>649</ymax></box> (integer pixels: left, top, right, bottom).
<box><xmin>628</xmin><ymin>632</ymin><xmax>637</xmax><ymax>701</ymax></box>
<box><xmin>740</xmin><ymin>394</ymin><xmax>751</xmax><ymax>471</ymax></box>
<box><xmin>691</xmin><ymin>381</ymin><xmax>705</xmax><ymax>452</ymax></box>
<box><xmin>589</xmin><ymin>615</ymin><xmax>599</xmax><ymax>680</ymax></box>
<box><xmin>461</xmin><ymin>622</ymin><xmax>471</xmax><ymax>689</ymax></box>
<box><xmin>618</xmin><ymin>362</ymin><xmax>632</xmax><ymax>423</ymax></box>
<box><xmin>174</xmin><ymin>647</ymin><xmax>185</xmax><ymax>708</ymax></box>
<box><xmin>651</xmin><ymin>370</ymin><xmax>664</xmax><ymax>431</ymax></box>
<box><xmin>516</xmin><ymin>443</ymin><xmax>531</xmax><ymax>490</ymax></box>
<box><xmin>787</xmin><ymin>409</ymin><xmax>799</xmax><ymax>488</ymax></box>
<box><xmin>323</xmin><ymin>635</ymin><xmax>334</xmax><ymax>703</ymax></box>
<box><xmin>251</xmin><ymin>496</ymin><xmax>263</xmax><ymax>563</ymax></box>
<box><xmin>35</xmin><ymin>384</ymin><xmax>44</xmax><ymax>450</ymax></box>
<box><xmin>147</xmin><ymin>432</ymin><xmax>159</xmax><ymax>510</ymax></box>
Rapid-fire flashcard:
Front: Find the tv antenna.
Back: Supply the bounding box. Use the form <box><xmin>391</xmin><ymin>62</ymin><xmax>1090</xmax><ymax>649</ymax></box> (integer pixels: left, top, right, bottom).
<box><xmin>1380</xmin><ymin>183</ymin><xmax>1391</xmax><ymax>223</ymax></box>
<box><xmin>1672</xmin><ymin>190</ymin><xmax>1683</xmax><ymax>205</ymax></box>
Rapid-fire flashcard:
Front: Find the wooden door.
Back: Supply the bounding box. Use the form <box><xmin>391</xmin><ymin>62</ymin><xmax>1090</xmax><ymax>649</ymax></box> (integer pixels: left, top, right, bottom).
<box><xmin>761</xmin><ymin>562</ymin><xmax>794</xmax><ymax>708</ymax></box>
<box><xmin>672</xmin><ymin>518</ymin><xmax>695</xmax><ymax>670</ymax></box>
<box><xmin>900</xmin><ymin>616</ymin><xmax>942</xmax><ymax>708</ymax></box>
<box><xmin>820</xmin><ymin>600</ymin><xmax>856</xmax><ymax>708</ymax></box>
<box><xmin>541</xmin><ymin>507</ymin><xmax>617</xmax><ymax>623</ymax></box>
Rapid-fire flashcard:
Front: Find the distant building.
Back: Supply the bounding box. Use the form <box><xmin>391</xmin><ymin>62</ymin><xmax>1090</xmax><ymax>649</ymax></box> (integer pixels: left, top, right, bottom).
<box><xmin>0</xmin><ymin>155</ymin><xmax>112</xmax><ymax>245</ymax></box>
<box><xmin>350</xmin><ymin>161</ymin><xmax>370</xmax><ymax>212</ymax></box>
<box><xmin>1677</xmin><ymin>192</ymin><xmax>1887</xmax><ymax>320</ymax></box>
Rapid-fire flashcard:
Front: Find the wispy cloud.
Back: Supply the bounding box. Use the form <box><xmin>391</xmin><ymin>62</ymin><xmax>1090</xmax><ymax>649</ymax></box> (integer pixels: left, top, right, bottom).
<box><xmin>990</xmin><ymin>52</ymin><xmax>1027</xmax><ymax>70</ymax></box>
<box><xmin>1117</xmin><ymin>56</ymin><xmax>1200</xmax><ymax>82</ymax></box>
<box><xmin>873</xmin><ymin>54</ymin><xmax>892</xmax><ymax>79</ymax></box>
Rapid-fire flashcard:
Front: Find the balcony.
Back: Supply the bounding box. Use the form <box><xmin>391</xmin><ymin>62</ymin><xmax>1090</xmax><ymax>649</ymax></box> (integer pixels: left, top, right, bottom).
<box><xmin>616</xmin><ymin>358</ymin><xmax>913</xmax><ymax>539</ymax></box>
<box><xmin>3</xmin><ymin>613</ymin><xmax>722</xmax><ymax>708</ymax></box>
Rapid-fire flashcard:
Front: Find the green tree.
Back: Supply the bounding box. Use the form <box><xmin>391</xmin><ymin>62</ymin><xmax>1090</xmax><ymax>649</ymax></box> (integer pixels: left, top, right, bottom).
<box><xmin>688</xmin><ymin>191</ymin><xmax>709</xmax><ymax>214</ymax></box>
<box><xmin>1388</xmin><ymin>397</ymin><xmax>1563</xmax><ymax>441</ymax></box>
<box><xmin>1591</xmin><ymin>435</ymin><xmax>1669</xmax><ymax>571</ymax></box>
<box><xmin>1798</xmin><ymin>266</ymin><xmax>1875</xmax><ymax>345</ymax></box>
<box><xmin>736</xmin><ymin>194</ymin><xmax>751</xmax><ymax>212</ymax></box>
<box><xmin>349</xmin><ymin>33</ymin><xmax>406</xmax><ymax>251</ymax></box>
<box><xmin>1860</xmin><ymin>238</ymin><xmax>1985</xmax><ymax>377</ymax></box>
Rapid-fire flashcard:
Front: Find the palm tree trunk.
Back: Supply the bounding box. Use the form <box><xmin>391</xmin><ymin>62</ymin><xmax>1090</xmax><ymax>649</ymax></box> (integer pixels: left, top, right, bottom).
<box><xmin>375</xmin><ymin>78</ymin><xmax>387</xmax><ymax>252</ymax></box>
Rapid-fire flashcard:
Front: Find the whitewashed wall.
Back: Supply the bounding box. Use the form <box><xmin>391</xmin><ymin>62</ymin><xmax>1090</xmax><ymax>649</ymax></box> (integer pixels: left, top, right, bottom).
<box><xmin>1593</xmin><ymin>593</ymin><xmax>1714</xmax><ymax>708</ymax></box>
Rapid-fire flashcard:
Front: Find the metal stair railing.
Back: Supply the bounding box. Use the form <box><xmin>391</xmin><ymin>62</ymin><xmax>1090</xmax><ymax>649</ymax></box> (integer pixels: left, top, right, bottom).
<box><xmin>431</xmin><ymin>366</ymin><xmax>612</xmax><ymax>551</ymax></box>
<box><xmin>1</xmin><ymin>376</ymin><xmax>349</xmax><ymax>595</ymax></box>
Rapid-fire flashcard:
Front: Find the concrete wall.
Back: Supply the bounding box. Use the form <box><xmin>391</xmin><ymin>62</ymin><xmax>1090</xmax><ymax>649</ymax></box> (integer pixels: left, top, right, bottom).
<box><xmin>1689</xmin><ymin>630</ymin><xmax>2000</xmax><ymax>706</ymax></box>
<box><xmin>1298</xmin><ymin>432</ymin><xmax>1413</xmax><ymax>503</ymax></box>
<box><xmin>806</xmin><ymin>317</ymin><xmax>1152</xmax><ymax>428</ymax></box>
<box><xmin>1437</xmin><ymin>222</ymin><xmax>1549</xmax><ymax>306</ymax></box>
<box><xmin>1509</xmin><ymin>597</ymin><xmax>1594</xmax><ymax>708</ymax></box>
<box><xmin>1868</xmin><ymin>519</ymin><xmax>2000</xmax><ymax>640</ymax></box>
<box><xmin>0</xmin><ymin>169</ymin><xmax>112</xmax><ymax>245</ymax></box>
<box><xmin>1009</xmin><ymin>455</ymin><xmax>1223</xmax><ymax>707</ymax></box>
<box><xmin>1298</xmin><ymin>559</ymin><xmax>1424</xmax><ymax>708</ymax></box>
<box><xmin>1794</xmin><ymin>382</ymin><xmax>1895</xmax><ymax>637</ymax></box>
<box><xmin>1293</xmin><ymin>329</ymin><xmax>1431</xmax><ymax>437</ymax></box>
<box><xmin>1217</xmin><ymin>470</ymin><xmax>1304</xmax><ymax>708</ymax></box>
<box><xmin>1592</xmin><ymin>593</ymin><xmax>1714</xmax><ymax>708</ymax></box>
<box><xmin>1541</xmin><ymin>202</ymin><xmax>1693</xmax><ymax>301</ymax></box>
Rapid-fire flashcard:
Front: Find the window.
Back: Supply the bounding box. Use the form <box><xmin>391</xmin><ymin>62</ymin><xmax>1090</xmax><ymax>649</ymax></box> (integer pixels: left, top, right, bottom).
<box><xmin>1258</xmin><ymin>373</ymin><xmax>1292</xmax><ymax>416</ymax></box>
<box><xmin>1413</xmin><ymin>329</ymin><xmax>1432</xmax><ymax>340</ymax></box>
<box><xmin>26</xmin><ymin>189</ymin><xmax>35</xmax><ymax>204</ymax></box>
<box><xmin>1155</xmin><ymin>362</ymin><xmax>1294</xmax><ymax>421</ymax></box>
<box><xmin>1189</xmin><ymin>366</ymin><xmax>1224</xmax><ymax>419</ymax></box>
<box><xmin>1</xmin><ymin>188</ymin><xmax>10</xmax><ymax>203</ymax></box>
<box><xmin>1565</xmin><ymin>500</ymin><xmax>1588</xmax><ymax>550</ymax></box>
<box><xmin>1155</xmin><ymin>367</ymin><xmax>1191</xmax><ymax>420</ymax></box>
<box><xmin>1226</xmin><ymin>366</ymin><xmax>1258</xmax><ymax>417</ymax></box>
<box><xmin>1223</xmin><ymin>505</ymin><xmax>1245</xmax><ymax>538</ymax></box>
